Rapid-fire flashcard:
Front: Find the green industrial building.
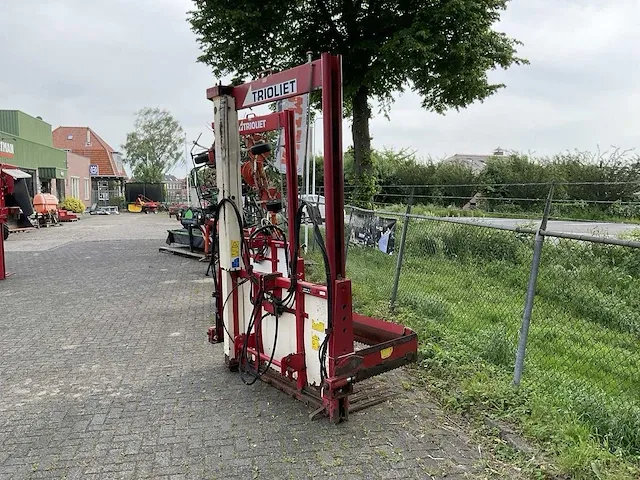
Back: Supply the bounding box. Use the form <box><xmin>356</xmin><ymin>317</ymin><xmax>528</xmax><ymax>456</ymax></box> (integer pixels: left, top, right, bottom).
<box><xmin>0</xmin><ymin>110</ymin><xmax>67</xmax><ymax>197</ymax></box>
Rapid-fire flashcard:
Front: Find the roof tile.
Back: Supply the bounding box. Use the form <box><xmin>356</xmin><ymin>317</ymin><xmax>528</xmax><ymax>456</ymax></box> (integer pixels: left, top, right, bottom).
<box><xmin>53</xmin><ymin>127</ymin><xmax>125</xmax><ymax>177</ymax></box>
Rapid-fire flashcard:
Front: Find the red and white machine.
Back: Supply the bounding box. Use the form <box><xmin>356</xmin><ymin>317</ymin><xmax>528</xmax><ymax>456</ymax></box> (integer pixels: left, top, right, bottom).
<box><xmin>0</xmin><ymin>164</ymin><xmax>34</xmax><ymax>280</ymax></box>
<box><xmin>206</xmin><ymin>53</ymin><xmax>418</xmax><ymax>422</ymax></box>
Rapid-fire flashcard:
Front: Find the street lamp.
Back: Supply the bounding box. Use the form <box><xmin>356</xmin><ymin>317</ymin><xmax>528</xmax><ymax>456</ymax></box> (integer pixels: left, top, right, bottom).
<box><xmin>311</xmin><ymin>116</ymin><xmax>322</xmax><ymax>196</ymax></box>
<box><xmin>184</xmin><ymin>133</ymin><xmax>191</xmax><ymax>206</ymax></box>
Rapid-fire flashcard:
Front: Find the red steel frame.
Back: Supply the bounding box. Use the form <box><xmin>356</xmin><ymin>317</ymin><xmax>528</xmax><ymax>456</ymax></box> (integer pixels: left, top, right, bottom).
<box><xmin>207</xmin><ymin>53</ymin><xmax>417</xmax><ymax>422</ymax></box>
<box><xmin>0</xmin><ymin>174</ymin><xmax>7</xmax><ymax>280</ymax></box>
<box><xmin>0</xmin><ymin>163</ymin><xmax>19</xmax><ymax>280</ymax></box>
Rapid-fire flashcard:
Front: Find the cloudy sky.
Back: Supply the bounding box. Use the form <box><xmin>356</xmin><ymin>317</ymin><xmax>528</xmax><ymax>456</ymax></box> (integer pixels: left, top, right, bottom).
<box><xmin>1</xmin><ymin>0</ymin><xmax>638</xmax><ymax>176</ymax></box>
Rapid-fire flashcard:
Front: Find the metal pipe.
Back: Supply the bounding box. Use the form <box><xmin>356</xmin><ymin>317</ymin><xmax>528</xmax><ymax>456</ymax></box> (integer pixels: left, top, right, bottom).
<box><xmin>184</xmin><ymin>133</ymin><xmax>190</xmax><ymax>207</ymax></box>
<box><xmin>513</xmin><ymin>184</ymin><xmax>554</xmax><ymax>386</ymax></box>
<box><xmin>311</xmin><ymin>116</ymin><xmax>322</xmax><ymax>197</ymax></box>
<box><xmin>304</xmin><ymin>52</ymin><xmax>313</xmax><ymax>250</ymax></box>
<box><xmin>541</xmin><ymin>229</ymin><xmax>640</xmax><ymax>248</ymax></box>
<box><xmin>344</xmin><ymin>207</ymin><xmax>354</xmax><ymax>260</ymax></box>
<box><xmin>390</xmin><ymin>193</ymin><xmax>413</xmax><ymax>309</ymax></box>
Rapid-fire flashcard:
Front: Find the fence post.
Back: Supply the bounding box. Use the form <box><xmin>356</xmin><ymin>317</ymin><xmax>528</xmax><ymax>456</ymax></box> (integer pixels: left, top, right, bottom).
<box><xmin>344</xmin><ymin>207</ymin><xmax>354</xmax><ymax>261</ymax></box>
<box><xmin>390</xmin><ymin>190</ymin><xmax>414</xmax><ymax>310</ymax></box>
<box><xmin>513</xmin><ymin>183</ymin><xmax>554</xmax><ymax>386</ymax></box>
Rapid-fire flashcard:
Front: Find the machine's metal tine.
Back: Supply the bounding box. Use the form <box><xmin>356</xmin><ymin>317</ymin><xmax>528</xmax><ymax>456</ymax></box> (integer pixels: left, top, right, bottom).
<box><xmin>309</xmin><ymin>405</ymin><xmax>326</xmax><ymax>421</ymax></box>
<box><xmin>349</xmin><ymin>393</ymin><xmax>398</xmax><ymax>413</ymax></box>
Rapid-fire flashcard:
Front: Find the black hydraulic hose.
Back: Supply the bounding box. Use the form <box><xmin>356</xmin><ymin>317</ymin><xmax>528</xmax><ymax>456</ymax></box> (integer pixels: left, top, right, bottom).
<box><xmin>290</xmin><ymin>200</ymin><xmax>333</xmax><ymax>382</ymax></box>
<box><xmin>210</xmin><ymin>196</ymin><xmax>333</xmax><ymax>384</ymax></box>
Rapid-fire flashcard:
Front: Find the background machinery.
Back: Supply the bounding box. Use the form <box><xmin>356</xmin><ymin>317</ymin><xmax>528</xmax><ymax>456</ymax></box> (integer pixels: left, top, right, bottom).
<box><xmin>128</xmin><ymin>194</ymin><xmax>160</xmax><ymax>213</ymax></box>
<box><xmin>0</xmin><ymin>163</ymin><xmax>34</xmax><ymax>280</ymax></box>
<box><xmin>206</xmin><ymin>53</ymin><xmax>418</xmax><ymax>423</ymax></box>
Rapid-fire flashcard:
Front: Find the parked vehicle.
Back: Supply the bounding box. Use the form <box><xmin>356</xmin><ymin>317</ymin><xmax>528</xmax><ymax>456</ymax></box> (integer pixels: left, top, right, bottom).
<box><xmin>299</xmin><ymin>194</ymin><xmax>325</xmax><ymax>221</ymax></box>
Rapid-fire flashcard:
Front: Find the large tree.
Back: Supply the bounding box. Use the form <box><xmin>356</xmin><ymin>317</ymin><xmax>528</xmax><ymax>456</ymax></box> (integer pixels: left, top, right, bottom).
<box><xmin>188</xmin><ymin>0</ymin><xmax>526</xmax><ymax>204</ymax></box>
<box><xmin>122</xmin><ymin>107</ymin><xmax>185</xmax><ymax>183</ymax></box>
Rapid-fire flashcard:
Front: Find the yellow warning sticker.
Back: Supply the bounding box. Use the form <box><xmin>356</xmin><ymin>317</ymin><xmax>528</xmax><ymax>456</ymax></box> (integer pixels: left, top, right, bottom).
<box><xmin>230</xmin><ymin>240</ymin><xmax>240</xmax><ymax>258</ymax></box>
<box><xmin>380</xmin><ymin>347</ymin><xmax>394</xmax><ymax>359</ymax></box>
<box><xmin>311</xmin><ymin>319</ymin><xmax>325</xmax><ymax>333</ymax></box>
<box><xmin>311</xmin><ymin>334</ymin><xmax>320</xmax><ymax>351</ymax></box>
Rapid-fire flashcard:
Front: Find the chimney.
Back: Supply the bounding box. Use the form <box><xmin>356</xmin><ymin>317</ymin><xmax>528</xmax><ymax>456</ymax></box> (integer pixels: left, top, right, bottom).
<box><xmin>86</xmin><ymin>128</ymin><xmax>91</xmax><ymax>146</ymax></box>
<box><xmin>493</xmin><ymin>147</ymin><xmax>504</xmax><ymax>156</ymax></box>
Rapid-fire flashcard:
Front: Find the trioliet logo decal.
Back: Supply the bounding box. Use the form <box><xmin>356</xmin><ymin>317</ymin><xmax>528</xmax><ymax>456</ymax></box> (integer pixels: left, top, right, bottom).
<box><xmin>0</xmin><ymin>140</ymin><xmax>14</xmax><ymax>158</ymax></box>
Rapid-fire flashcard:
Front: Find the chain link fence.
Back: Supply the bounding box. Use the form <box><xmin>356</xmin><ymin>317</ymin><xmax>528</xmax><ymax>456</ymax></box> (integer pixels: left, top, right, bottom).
<box><xmin>342</xmin><ymin>196</ymin><xmax>640</xmax><ymax>457</ymax></box>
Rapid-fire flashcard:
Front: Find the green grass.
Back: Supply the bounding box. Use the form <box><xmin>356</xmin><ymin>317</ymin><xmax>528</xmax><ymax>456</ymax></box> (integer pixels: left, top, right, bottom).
<box><xmin>306</xmin><ymin>220</ymin><xmax>640</xmax><ymax>479</ymax></box>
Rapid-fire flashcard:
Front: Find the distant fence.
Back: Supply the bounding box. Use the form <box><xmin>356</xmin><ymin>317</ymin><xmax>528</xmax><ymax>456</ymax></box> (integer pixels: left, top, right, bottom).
<box><xmin>341</xmin><ymin>185</ymin><xmax>640</xmax><ymax>456</ymax></box>
<box><xmin>124</xmin><ymin>182</ymin><xmax>166</xmax><ymax>203</ymax></box>
<box><xmin>91</xmin><ymin>189</ymin><xmax>123</xmax><ymax>207</ymax></box>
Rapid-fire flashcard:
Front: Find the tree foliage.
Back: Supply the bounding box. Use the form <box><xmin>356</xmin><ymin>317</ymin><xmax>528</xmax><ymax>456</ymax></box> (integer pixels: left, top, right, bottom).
<box><xmin>336</xmin><ymin>147</ymin><xmax>640</xmax><ymax>216</ymax></box>
<box><xmin>187</xmin><ymin>0</ymin><xmax>526</xmax><ymax>205</ymax></box>
<box><xmin>122</xmin><ymin>108</ymin><xmax>185</xmax><ymax>183</ymax></box>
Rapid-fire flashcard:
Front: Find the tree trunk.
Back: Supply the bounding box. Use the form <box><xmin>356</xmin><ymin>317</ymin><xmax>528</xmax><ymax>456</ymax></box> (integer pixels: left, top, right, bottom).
<box><xmin>351</xmin><ymin>86</ymin><xmax>375</xmax><ymax>206</ymax></box>
<box><xmin>352</xmin><ymin>87</ymin><xmax>372</xmax><ymax>177</ymax></box>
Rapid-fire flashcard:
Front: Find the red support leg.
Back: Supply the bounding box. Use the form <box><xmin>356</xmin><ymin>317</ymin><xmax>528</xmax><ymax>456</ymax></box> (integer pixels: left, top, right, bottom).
<box><xmin>0</xmin><ymin>226</ymin><xmax>6</xmax><ymax>281</ymax></box>
<box><xmin>321</xmin><ymin>53</ymin><xmax>345</xmax><ymax>283</ymax></box>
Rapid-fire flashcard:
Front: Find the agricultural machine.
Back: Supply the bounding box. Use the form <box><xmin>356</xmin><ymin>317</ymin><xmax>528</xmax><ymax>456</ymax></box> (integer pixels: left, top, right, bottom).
<box><xmin>205</xmin><ymin>53</ymin><xmax>418</xmax><ymax>423</ymax></box>
<box><xmin>0</xmin><ymin>163</ymin><xmax>34</xmax><ymax>280</ymax></box>
<box><xmin>163</xmin><ymin>131</ymin><xmax>276</xmax><ymax>256</ymax></box>
<box><xmin>128</xmin><ymin>194</ymin><xmax>159</xmax><ymax>214</ymax></box>
<box><xmin>33</xmin><ymin>193</ymin><xmax>60</xmax><ymax>227</ymax></box>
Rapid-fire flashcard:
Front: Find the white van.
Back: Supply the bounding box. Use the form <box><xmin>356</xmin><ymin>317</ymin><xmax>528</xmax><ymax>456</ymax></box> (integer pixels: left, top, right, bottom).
<box><xmin>299</xmin><ymin>194</ymin><xmax>326</xmax><ymax>220</ymax></box>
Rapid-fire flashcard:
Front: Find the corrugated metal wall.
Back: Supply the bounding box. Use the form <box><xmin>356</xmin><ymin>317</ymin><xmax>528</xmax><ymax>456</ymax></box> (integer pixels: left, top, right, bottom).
<box><xmin>12</xmin><ymin>137</ymin><xmax>66</xmax><ymax>170</ymax></box>
<box><xmin>0</xmin><ymin>110</ymin><xmax>20</xmax><ymax>136</ymax></box>
<box><xmin>17</xmin><ymin>111</ymin><xmax>54</xmax><ymax>146</ymax></box>
<box><xmin>0</xmin><ymin>110</ymin><xmax>54</xmax><ymax>146</ymax></box>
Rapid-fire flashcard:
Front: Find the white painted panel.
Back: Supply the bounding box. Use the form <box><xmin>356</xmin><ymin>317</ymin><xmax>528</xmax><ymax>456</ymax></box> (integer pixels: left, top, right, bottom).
<box><xmin>260</xmin><ymin>311</ymin><xmax>298</xmax><ymax>370</ymax></box>
<box><xmin>304</xmin><ymin>295</ymin><xmax>328</xmax><ymax>386</ymax></box>
<box><xmin>276</xmin><ymin>246</ymin><xmax>289</xmax><ymax>278</ymax></box>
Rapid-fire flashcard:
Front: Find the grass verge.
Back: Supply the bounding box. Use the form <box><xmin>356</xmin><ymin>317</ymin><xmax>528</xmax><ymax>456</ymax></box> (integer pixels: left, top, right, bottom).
<box><xmin>306</xmin><ymin>220</ymin><xmax>640</xmax><ymax>479</ymax></box>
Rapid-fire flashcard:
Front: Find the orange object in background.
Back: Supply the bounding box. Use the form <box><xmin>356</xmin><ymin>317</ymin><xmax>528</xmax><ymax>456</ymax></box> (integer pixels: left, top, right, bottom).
<box><xmin>33</xmin><ymin>193</ymin><xmax>59</xmax><ymax>214</ymax></box>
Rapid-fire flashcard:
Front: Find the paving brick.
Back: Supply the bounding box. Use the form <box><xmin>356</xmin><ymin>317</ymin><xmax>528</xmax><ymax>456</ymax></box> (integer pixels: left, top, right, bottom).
<box><xmin>0</xmin><ymin>214</ymin><xmax>491</xmax><ymax>479</ymax></box>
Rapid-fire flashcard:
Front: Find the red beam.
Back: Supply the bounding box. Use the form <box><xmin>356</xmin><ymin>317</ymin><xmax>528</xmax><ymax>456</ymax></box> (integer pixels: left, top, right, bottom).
<box><xmin>238</xmin><ymin>112</ymin><xmax>287</xmax><ymax>135</ymax></box>
<box><xmin>207</xmin><ymin>60</ymin><xmax>322</xmax><ymax>109</ymax></box>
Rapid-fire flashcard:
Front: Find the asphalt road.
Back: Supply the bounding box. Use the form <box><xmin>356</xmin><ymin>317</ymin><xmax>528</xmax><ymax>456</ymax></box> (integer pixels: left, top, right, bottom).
<box><xmin>453</xmin><ymin>217</ymin><xmax>639</xmax><ymax>237</ymax></box>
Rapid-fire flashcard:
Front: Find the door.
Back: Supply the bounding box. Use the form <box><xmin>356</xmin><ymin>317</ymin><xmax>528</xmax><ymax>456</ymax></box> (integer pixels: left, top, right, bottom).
<box><xmin>56</xmin><ymin>179</ymin><xmax>66</xmax><ymax>200</ymax></box>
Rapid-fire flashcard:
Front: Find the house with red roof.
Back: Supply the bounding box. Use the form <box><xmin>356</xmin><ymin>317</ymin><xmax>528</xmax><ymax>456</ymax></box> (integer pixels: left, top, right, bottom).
<box><xmin>52</xmin><ymin>127</ymin><xmax>126</xmax><ymax>205</ymax></box>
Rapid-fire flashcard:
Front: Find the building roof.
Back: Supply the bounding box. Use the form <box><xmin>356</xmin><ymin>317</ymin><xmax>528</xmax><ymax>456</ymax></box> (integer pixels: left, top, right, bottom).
<box><xmin>442</xmin><ymin>149</ymin><xmax>505</xmax><ymax>174</ymax></box>
<box><xmin>52</xmin><ymin>126</ymin><xmax>125</xmax><ymax>177</ymax></box>
<box><xmin>442</xmin><ymin>154</ymin><xmax>491</xmax><ymax>174</ymax></box>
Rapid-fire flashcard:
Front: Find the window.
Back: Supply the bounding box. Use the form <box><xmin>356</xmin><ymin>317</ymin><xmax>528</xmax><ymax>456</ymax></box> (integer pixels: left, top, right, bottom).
<box><xmin>70</xmin><ymin>176</ymin><xmax>80</xmax><ymax>199</ymax></box>
<box><xmin>84</xmin><ymin>178</ymin><xmax>90</xmax><ymax>200</ymax></box>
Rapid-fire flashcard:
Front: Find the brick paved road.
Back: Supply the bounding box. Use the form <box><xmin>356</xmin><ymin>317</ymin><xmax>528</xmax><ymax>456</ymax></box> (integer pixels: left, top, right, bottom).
<box><xmin>1</xmin><ymin>214</ymin><xmax>496</xmax><ymax>479</ymax></box>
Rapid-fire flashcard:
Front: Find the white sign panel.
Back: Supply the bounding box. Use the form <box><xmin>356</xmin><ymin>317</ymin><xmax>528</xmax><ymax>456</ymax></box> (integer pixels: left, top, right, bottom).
<box><xmin>243</xmin><ymin>79</ymin><xmax>297</xmax><ymax>107</ymax></box>
<box><xmin>89</xmin><ymin>164</ymin><xmax>99</xmax><ymax>175</ymax></box>
<box><xmin>275</xmin><ymin>94</ymin><xmax>308</xmax><ymax>177</ymax></box>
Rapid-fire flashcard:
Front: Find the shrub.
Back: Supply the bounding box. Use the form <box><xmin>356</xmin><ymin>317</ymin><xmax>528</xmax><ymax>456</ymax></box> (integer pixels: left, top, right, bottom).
<box><xmin>110</xmin><ymin>196</ymin><xmax>126</xmax><ymax>209</ymax></box>
<box><xmin>60</xmin><ymin>197</ymin><xmax>85</xmax><ymax>214</ymax></box>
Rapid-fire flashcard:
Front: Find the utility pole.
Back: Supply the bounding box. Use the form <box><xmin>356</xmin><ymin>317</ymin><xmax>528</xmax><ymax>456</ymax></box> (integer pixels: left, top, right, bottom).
<box><xmin>303</xmin><ymin>51</ymin><xmax>313</xmax><ymax>249</ymax></box>
<box><xmin>184</xmin><ymin>133</ymin><xmax>190</xmax><ymax>206</ymax></box>
<box><xmin>311</xmin><ymin>116</ymin><xmax>322</xmax><ymax>197</ymax></box>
